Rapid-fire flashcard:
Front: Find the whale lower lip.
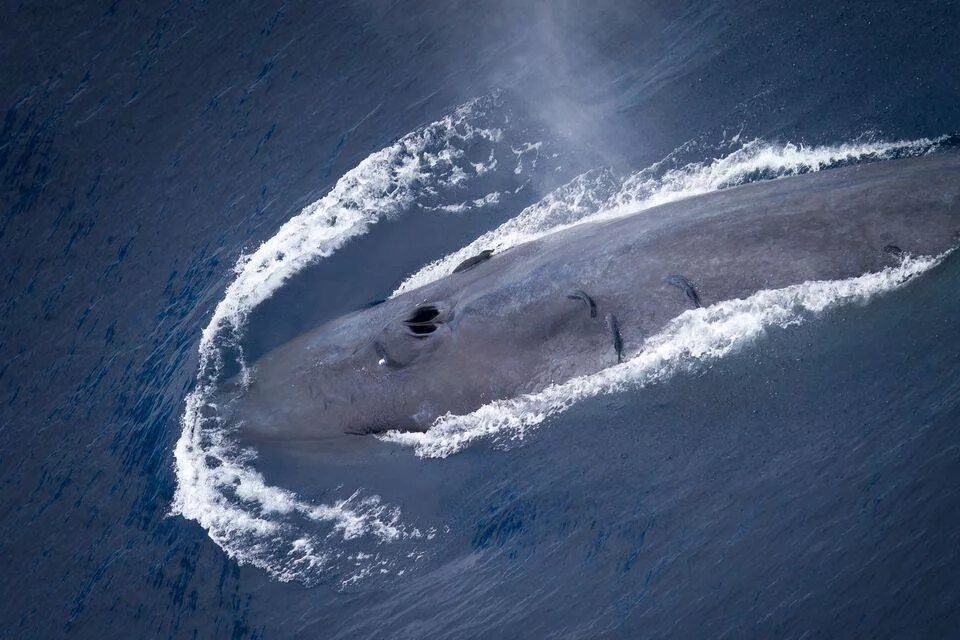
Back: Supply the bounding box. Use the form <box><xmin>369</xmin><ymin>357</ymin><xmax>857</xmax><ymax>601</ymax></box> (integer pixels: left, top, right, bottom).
<box><xmin>221</xmin><ymin>153</ymin><xmax>960</xmax><ymax>441</ymax></box>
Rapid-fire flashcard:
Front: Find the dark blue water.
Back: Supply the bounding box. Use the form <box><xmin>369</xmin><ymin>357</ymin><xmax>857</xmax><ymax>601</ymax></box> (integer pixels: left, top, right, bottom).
<box><xmin>3</xmin><ymin>1</ymin><xmax>960</xmax><ymax>637</ymax></box>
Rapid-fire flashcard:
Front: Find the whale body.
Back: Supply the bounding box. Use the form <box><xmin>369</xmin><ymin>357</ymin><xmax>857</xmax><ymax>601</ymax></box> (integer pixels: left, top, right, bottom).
<box><xmin>217</xmin><ymin>154</ymin><xmax>960</xmax><ymax>441</ymax></box>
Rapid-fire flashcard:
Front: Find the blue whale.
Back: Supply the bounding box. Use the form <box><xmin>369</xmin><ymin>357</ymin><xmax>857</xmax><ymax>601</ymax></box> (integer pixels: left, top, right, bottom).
<box><xmin>216</xmin><ymin>154</ymin><xmax>960</xmax><ymax>441</ymax></box>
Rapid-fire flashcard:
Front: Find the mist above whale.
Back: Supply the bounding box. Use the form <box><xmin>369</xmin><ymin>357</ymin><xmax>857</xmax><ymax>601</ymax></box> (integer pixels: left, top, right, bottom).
<box><xmin>215</xmin><ymin>154</ymin><xmax>960</xmax><ymax>442</ymax></box>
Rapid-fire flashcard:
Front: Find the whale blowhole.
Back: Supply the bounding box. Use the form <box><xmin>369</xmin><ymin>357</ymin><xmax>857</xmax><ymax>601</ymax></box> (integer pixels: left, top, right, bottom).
<box><xmin>406</xmin><ymin>304</ymin><xmax>440</xmax><ymax>324</ymax></box>
<box><xmin>404</xmin><ymin>304</ymin><xmax>442</xmax><ymax>336</ymax></box>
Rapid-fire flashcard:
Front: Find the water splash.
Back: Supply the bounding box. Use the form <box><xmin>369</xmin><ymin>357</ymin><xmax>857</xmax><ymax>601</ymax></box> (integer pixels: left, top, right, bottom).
<box><xmin>171</xmin><ymin>88</ymin><xmax>951</xmax><ymax>585</ymax></box>
<box><xmin>172</xmin><ymin>94</ymin><xmax>538</xmax><ymax>586</ymax></box>
<box><xmin>384</xmin><ymin>252</ymin><xmax>947</xmax><ymax>458</ymax></box>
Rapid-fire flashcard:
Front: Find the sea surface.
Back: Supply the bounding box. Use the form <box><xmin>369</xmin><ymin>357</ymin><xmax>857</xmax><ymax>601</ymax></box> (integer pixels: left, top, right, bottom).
<box><xmin>3</xmin><ymin>1</ymin><xmax>960</xmax><ymax>637</ymax></box>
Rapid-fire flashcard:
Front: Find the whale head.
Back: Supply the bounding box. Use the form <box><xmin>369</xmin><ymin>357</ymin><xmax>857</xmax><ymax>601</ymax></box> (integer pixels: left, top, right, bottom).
<box><xmin>213</xmin><ymin>269</ymin><xmax>610</xmax><ymax>443</ymax></box>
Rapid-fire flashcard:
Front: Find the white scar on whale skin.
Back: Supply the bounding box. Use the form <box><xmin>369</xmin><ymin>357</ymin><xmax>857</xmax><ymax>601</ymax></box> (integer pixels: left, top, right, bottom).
<box><xmin>383</xmin><ymin>252</ymin><xmax>947</xmax><ymax>459</ymax></box>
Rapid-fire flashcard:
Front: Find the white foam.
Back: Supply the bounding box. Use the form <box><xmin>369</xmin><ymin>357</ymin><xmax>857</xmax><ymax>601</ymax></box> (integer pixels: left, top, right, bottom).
<box><xmin>426</xmin><ymin>190</ymin><xmax>503</xmax><ymax>214</ymax></box>
<box><xmin>391</xmin><ymin>136</ymin><xmax>948</xmax><ymax>296</ymax></box>
<box><xmin>172</xmin><ymin>94</ymin><xmax>518</xmax><ymax>586</ymax></box>
<box><xmin>383</xmin><ymin>253</ymin><xmax>947</xmax><ymax>458</ymax></box>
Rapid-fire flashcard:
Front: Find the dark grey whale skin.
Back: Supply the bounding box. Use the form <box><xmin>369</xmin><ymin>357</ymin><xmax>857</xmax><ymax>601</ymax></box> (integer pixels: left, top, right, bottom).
<box><xmin>217</xmin><ymin>154</ymin><xmax>960</xmax><ymax>441</ymax></box>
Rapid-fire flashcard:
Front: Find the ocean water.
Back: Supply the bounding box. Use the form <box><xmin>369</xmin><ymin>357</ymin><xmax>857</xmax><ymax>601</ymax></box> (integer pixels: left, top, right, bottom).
<box><xmin>3</xmin><ymin>1</ymin><xmax>960</xmax><ymax>637</ymax></box>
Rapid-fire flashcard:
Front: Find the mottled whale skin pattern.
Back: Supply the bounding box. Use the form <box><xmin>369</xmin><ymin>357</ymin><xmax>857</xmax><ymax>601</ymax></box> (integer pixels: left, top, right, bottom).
<box><xmin>218</xmin><ymin>154</ymin><xmax>960</xmax><ymax>440</ymax></box>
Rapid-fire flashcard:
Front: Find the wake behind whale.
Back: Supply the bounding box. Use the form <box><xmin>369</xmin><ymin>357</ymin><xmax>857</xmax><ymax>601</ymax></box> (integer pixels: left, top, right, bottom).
<box><xmin>218</xmin><ymin>154</ymin><xmax>960</xmax><ymax>445</ymax></box>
